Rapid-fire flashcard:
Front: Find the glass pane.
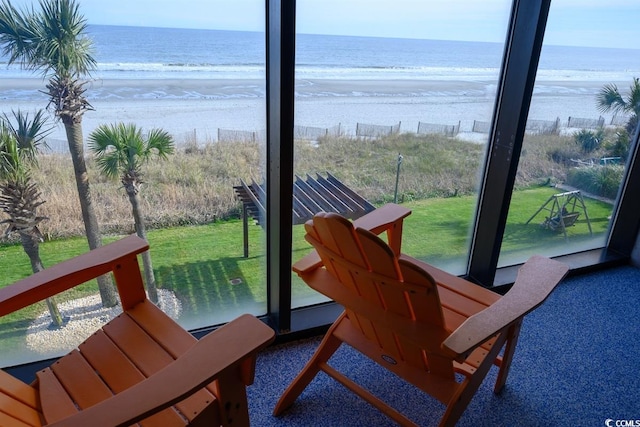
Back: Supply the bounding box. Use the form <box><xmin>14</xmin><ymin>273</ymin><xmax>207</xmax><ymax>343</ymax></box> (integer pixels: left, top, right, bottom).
<box><xmin>498</xmin><ymin>3</ymin><xmax>640</xmax><ymax>266</ymax></box>
<box><xmin>0</xmin><ymin>1</ymin><xmax>266</xmax><ymax>367</ymax></box>
<box><xmin>292</xmin><ymin>0</ymin><xmax>511</xmax><ymax>308</ymax></box>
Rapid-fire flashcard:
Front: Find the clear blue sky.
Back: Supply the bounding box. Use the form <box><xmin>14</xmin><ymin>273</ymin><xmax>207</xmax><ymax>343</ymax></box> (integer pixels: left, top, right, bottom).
<box><xmin>7</xmin><ymin>0</ymin><xmax>640</xmax><ymax>49</ymax></box>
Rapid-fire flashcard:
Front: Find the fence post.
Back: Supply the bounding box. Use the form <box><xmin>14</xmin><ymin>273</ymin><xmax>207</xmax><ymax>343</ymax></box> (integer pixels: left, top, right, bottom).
<box><xmin>394</xmin><ymin>153</ymin><xmax>403</xmax><ymax>204</ymax></box>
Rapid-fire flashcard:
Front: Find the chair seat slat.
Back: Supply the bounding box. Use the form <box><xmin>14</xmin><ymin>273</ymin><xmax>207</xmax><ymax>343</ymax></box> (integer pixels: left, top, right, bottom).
<box><xmin>0</xmin><ymin>393</ymin><xmax>41</xmax><ymax>427</ymax></box>
<box><xmin>80</xmin><ymin>330</ymin><xmax>146</xmax><ymax>392</ymax></box>
<box><xmin>50</xmin><ymin>350</ymin><xmax>114</xmax><ymax>409</ymax></box>
<box><xmin>79</xmin><ymin>330</ymin><xmax>188</xmax><ymax>427</ymax></box>
<box><xmin>36</xmin><ymin>368</ymin><xmax>79</xmax><ymax>424</ymax></box>
<box><xmin>126</xmin><ymin>301</ymin><xmax>197</xmax><ymax>358</ymax></box>
<box><xmin>0</xmin><ymin>370</ymin><xmax>38</xmax><ymax>410</ymax></box>
<box><xmin>103</xmin><ymin>313</ymin><xmax>216</xmax><ymax>423</ymax></box>
<box><xmin>103</xmin><ymin>314</ymin><xmax>175</xmax><ymax>376</ymax></box>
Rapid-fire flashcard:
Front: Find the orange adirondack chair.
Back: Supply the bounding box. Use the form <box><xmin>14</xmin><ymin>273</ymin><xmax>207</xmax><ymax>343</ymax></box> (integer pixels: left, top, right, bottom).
<box><xmin>274</xmin><ymin>204</ymin><xmax>568</xmax><ymax>427</ymax></box>
<box><xmin>0</xmin><ymin>235</ymin><xmax>275</xmax><ymax>427</ymax></box>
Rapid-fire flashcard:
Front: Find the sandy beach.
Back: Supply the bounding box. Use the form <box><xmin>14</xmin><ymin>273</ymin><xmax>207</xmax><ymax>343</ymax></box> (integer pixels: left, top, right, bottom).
<box><xmin>1</xmin><ymin>76</ymin><xmax>628</xmax><ymax>148</ymax></box>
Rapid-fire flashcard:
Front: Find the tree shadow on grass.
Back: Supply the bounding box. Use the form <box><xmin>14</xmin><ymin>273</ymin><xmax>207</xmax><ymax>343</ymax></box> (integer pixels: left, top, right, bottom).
<box><xmin>502</xmin><ymin>218</ymin><xmax>608</xmax><ymax>252</ymax></box>
<box><xmin>406</xmin><ymin>217</ymin><xmax>473</xmax><ymax>249</ymax></box>
<box><xmin>154</xmin><ymin>255</ymin><xmax>266</xmax><ymax>328</ymax></box>
<box><xmin>503</xmin><ymin>222</ymin><xmax>564</xmax><ymax>245</ymax></box>
<box><xmin>0</xmin><ymin>318</ymin><xmax>36</xmax><ymax>343</ymax></box>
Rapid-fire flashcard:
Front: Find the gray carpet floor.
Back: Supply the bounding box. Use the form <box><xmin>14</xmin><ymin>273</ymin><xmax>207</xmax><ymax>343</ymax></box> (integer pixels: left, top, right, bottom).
<box><xmin>248</xmin><ymin>265</ymin><xmax>640</xmax><ymax>426</ymax></box>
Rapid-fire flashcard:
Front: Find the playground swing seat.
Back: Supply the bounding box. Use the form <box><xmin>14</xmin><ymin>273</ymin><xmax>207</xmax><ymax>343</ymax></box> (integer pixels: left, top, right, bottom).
<box><xmin>526</xmin><ymin>190</ymin><xmax>592</xmax><ymax>238</ymax></box>
<box><xmin>544</xmin><ymin>207</ymin><xmax>580</xmax><ymax>231</ymax></box>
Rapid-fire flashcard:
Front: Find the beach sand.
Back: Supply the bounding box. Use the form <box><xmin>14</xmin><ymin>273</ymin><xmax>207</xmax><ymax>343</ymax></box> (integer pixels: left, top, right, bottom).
<box><xmin>1</xmin><ymin>77</ymin><xmax>625</xmax><ymax>147</ymax></box>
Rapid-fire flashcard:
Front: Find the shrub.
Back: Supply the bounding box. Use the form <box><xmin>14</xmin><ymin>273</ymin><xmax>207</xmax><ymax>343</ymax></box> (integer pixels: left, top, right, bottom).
<box><xmin>603</xmin><ymin>131</ymin><xmax>631</xmax><ymax>162</ymax></box>
<box><xmin>547</xmin><ymin>146</ymin><xmax>582</xmax><ymax>166</ymax></box>
<box><xmin>574</xmin><ymin>129</ymin><xmax>603</xmax><ymax>153</ymax></box>
<box><xmin>566</xmin><ymin>165</ymin><xmax>624</xmax><ymax>199</ymax></box>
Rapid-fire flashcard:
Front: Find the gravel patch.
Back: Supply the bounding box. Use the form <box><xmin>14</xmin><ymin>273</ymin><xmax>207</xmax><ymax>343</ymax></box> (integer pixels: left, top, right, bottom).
<box><xmin>26</xmin><ymin>290</ymin><xmax>182</xmax><ymax>354</ymax></box>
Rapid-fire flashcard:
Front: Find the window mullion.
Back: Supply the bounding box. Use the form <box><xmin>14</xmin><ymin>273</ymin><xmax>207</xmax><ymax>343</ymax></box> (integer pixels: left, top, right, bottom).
<box><xmin>265</xmin><ymin>0</ymin><xmax>297</xmax><ymax>332</ymax></box>
<box><xmin>467</xmin><ymin>0</ymin><xmax>552</xmax><ymax>286</ymax></box>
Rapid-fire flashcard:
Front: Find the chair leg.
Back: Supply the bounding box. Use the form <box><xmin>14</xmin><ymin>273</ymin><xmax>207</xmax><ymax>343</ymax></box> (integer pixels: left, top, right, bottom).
<box><xmin>214</xmin><ymin>366</ymin><xmax>252</xmax><ymax>427</ymax></box>
<box><xmin>273</xmin><ymin>313</ymin><xmax>345</xmax><ymax>416</ymax></box>
<box><xmin>494</xmin><ymin>320</ymin><xmax>522</xmax><ymax>394</ymax></box>
<box><xmin>439</xmin><ymin>331</ymin><xmax>508</xmax><ymax>427</ymax></box>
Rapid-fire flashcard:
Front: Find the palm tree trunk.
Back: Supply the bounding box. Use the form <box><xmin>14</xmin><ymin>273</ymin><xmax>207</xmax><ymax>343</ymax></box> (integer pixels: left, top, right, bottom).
<box><xmin>64</xmin><ymin>122</ymin><xmax>118</xmax><ymax>307</ymax></box>
<box><xmin>127</xmin><ymin>190</ymin><xmax>158</xmax><ymax>303</ymax></box>
<box><xmin>20</xmin><ymin>233</ymin><xmax>64</xmax><ymax>327</ymax></box>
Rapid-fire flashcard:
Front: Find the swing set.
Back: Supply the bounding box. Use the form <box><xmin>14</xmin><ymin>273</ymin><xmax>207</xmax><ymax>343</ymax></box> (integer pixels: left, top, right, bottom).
<box><xmin>526</xmin><ymin>190</ymin><xmax>592</xmax><ymax>239</ymax></box>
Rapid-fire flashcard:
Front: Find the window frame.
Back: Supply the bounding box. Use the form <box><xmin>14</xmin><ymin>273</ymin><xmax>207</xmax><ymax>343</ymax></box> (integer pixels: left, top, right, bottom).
<box><xmin>266</xmin><ymin>0</ymin><xmax>640</xmax><ymax>332</ymax></box>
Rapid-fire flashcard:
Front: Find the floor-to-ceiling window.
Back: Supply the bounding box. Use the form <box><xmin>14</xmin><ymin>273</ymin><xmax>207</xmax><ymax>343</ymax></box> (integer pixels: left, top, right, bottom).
<box><xmin>0</xmin><ymin>0</ymin><xmax>266</xmax><ymax>367</ymax></box>
<box><xmin>290</xmin><ymin>0</ymin><xmax>512</xmax><ymax>309</ymax></box>
<box><xmin>497</xmin><ymin>1</ymin><xmax>640</xmax><ymax>267</ymax></box>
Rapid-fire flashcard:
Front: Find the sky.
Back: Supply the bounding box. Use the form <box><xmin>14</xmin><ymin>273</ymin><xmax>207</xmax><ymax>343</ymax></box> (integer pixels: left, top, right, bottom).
<box><xmin>6</xmin><ymin>0</ymin><xmax>640</xmax><ymax>49</ymax></box>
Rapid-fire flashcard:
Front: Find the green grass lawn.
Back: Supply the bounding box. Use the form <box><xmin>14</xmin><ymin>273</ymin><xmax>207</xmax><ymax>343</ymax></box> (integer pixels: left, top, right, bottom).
<box><xmin>0</xmin><ymin>187</ymin><xmax>614</xmax><ymax>366</ymax></box>
<box><xmin>383</xmin><ymin>186</ymin><xmax>612</xmax><ymax>269</ymax></box>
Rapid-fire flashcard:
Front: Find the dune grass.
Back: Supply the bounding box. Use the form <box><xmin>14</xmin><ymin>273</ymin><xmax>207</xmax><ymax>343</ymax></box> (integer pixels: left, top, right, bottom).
<box><xmin>16</xmin><ymin>130</ymin><xmax>587</xmax><ymax>241</ymax></box>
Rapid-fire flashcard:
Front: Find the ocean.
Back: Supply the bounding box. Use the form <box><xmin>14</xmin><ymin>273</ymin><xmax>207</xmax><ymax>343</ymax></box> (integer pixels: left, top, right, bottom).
<box><xmin>1</xmin><ymin>25</ymin><xmax>639</xmax><ymax>145</ymax></box>
<box><xmin>1</xmin><ymin>24</ymin><xmax>639</xmax><ymax>102</ymax></box>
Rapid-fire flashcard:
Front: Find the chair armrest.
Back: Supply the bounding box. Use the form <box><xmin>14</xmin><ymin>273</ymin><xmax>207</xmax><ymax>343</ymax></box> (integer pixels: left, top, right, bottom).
<box><xmin>48</xmin><ymin>314</ymin><xmax>275</xmax><ymax>427</ymax></box>
<box><xmin>352</xmin><ymin>203</ymin><xmax>411</xmax><ymax>235</ymax></box>
<box><xmin>442</xmin><ymin>256</ymin><xmax>568</xmax><ymax>360</ymax></box>
<box><xmin>0</xmin><ymin>235</ymin><xmax>149</xmax><ymax>317</ymax></box>
<box><xmin>355</xmin><ymin>203</ymin><xmax>411</xmax><ymax>255</ymax></box>
<box><xmin>292</xmin><ymin>203</ymin><xmax>411</xmax><ymax>274</ymax></box>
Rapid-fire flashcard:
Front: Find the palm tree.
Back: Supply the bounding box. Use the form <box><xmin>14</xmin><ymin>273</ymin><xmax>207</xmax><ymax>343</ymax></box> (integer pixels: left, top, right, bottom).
<box><xmin>0</xmin><ymin>0</ymin><xmax>117</xmax><ymax>306</ymax></box>
<box><xmin>596</xmin><ymin>77</ymin><xmax>640</xmax><ymax>135</ymax></box>
<box><xmin>89</xmin><ymin>123</ymin><xmax>175</xmax><ymax>303</ymax></box>
<box><xmin>0</xmin><ymin>110</ymin><xmax>64</xmax><ymax>327</ymax></box>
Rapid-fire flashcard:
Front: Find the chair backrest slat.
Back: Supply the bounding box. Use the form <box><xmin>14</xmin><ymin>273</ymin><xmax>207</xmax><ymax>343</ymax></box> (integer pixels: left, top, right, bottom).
<box><xmin>306</xmin><ymin>214</ymin><xmax>450</xmax><ymax>376</ymax></box>
<box><xmin>398</xmin><ymin>259</ymin><xmax>445</xmax><ymax>326</ymax></box>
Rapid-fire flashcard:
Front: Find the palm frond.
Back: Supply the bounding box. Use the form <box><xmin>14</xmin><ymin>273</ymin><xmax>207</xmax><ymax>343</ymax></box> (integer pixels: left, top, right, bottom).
<box><xmin>89</xmin><ymin>123</ymin><xmax>175</xmax><ymax>187</ymax></box>
<box><xmin>0</xmin><ymin>0</ymin><xmax>95</xmax><ymax>78</ymax></box>
<box><xmin>88</xmin><ymin>123</ymin><xmax>121</xmax><ymax>154</ymax></box>
<box><xmin>145</xmin><ymin>128</ymin><xmax>175</xmax><ymax>160</ymax></box>
<box><xmin>0</xmin><ymin>122</ymin><xmax>24</xmax><ymax>181</ymax></box>
<box><xmin>2</xmin><ymin>109</ymin><xmax>51</xmax><ymax>156</ymax></box>
<box><xmin>96</xmin><ymin>151</ymin><xmax>122</xmax><ymax>179</ymax></box>
<box><xmin>89</xmin><ymin>123</ymin><xmax>136</xmax><ymax>178</ymax></box>
<box><xmin>0</xmin><ymin>0</ymin><xmax>40</xmax><ymax>67</ymax></box>
<box><xmin>596</xmin><ymin>83</ymin><xmax>626</xmax><ymax>114</ymax></box>
<box><xmin>626</xmin><ymin>77</ymin><xmax>640</xmax><ymax>117</ymax></box>
<box><xmin>0</xmin><ymin>109</ymin><xmax>53</xmax><ymax>192</ymax></box>
<box><xmin>35</xmin><ymin>0</ymin><xmax>95</xmax><ymax>78</ymax></box>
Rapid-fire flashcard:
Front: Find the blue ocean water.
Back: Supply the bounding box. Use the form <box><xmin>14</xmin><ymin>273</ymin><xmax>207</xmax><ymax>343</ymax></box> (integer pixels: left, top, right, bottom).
<box><xmin>1</xmin><ymin>24</ymin><xmax>639</xmax><ymax>93</ymax></box>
